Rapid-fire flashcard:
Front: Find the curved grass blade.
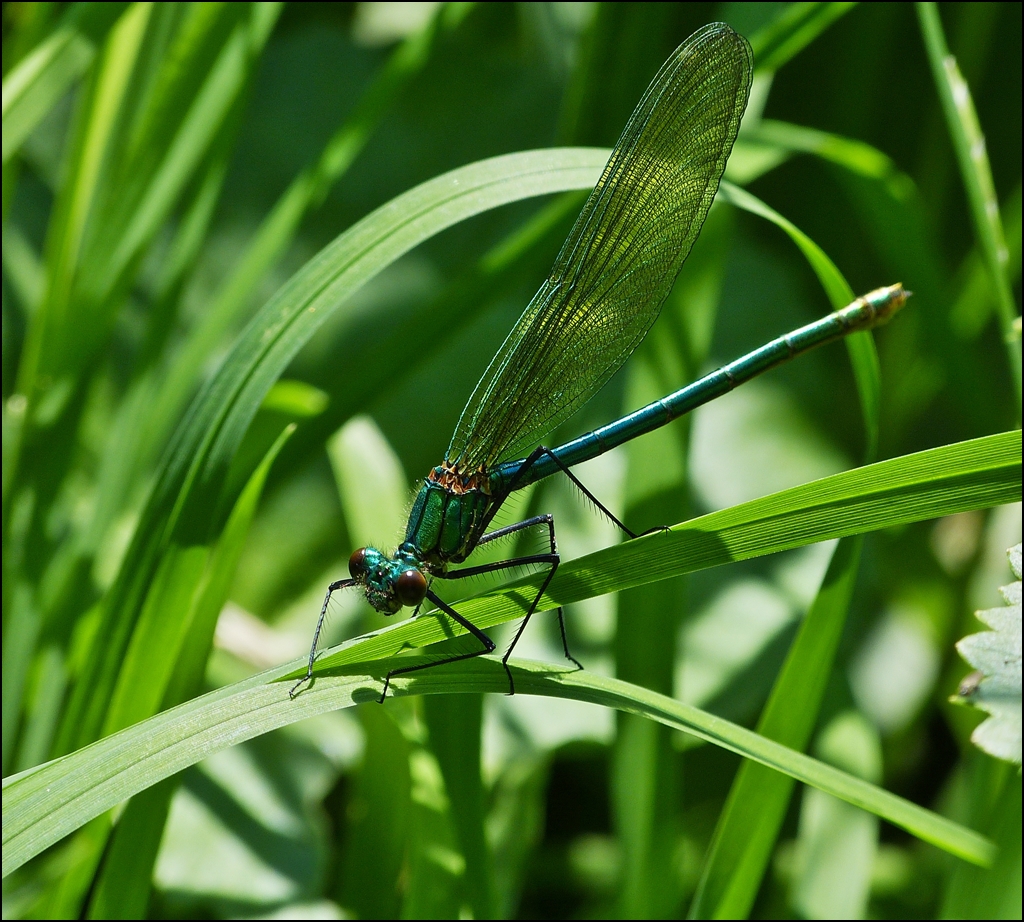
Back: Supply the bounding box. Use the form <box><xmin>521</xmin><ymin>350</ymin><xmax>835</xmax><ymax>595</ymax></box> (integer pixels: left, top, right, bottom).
<box><xmin>1</xmin><ymin>657</ymin><xmax>995</xmax><ymax>877</ymax></box>
<box><xmin>306</xmin><ymin>429</ymin><xmax>1021</xmax><ymax>675</ymax></box>
<box><xmin>748</xmin><ymin>2</ymin><xmax>855</xmax><ymax>73</ymax></box>
<box><xmin>81</xmin><ymin>422</ymin><xmax>296</xmax><ymax>919</ymax></box>
<box><xmin>1</xmin><ymin>3</ymin><xmax>127</xmax><ymax>165</ymax></box>
<box><xmin>736</xmin><ymin>119</ymin><xmax>917</xmax><ymax>201</ymax></box>
<box><xmin>4</xmin><ymin>430</ymin><xmax>1016</xmax><ymax>874</ymax></box>
<box><xmin>447</xmin><ymin>23</ymin><xmax>753</xmax><ymax>469</ymax></box>
<box><xmin>690</xmin><ymin>178</ymin><xmax>879</xmax><ymax>918</ymax></box>
<box><xmin>53</xmin><ymin>148</ymin><xmax>613</xmax><ymax>757</ymax></box>
<box><xmin>689</xmin><ymin>536</ymin><xmax>864</xmax><ymax>919</ymax></box>
<box><xmin>718</xmin><ymin>181</ymin><xmax>880</xmax><ymax>460</ymax></box>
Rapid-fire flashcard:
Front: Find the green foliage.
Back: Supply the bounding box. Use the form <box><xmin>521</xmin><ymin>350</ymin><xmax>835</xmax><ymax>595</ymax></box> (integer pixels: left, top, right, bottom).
<box><xmin>2</xmin><ymin>2</ymin><xmax>1021</xmax><ymax>919</ymax></box>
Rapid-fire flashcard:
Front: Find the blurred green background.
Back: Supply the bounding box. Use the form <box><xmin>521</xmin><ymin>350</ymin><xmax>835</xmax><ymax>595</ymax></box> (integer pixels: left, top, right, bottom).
<box><xmin>2</xmin><ymin>2</ymin><xmax>1020</xmax><ymax>919</ymax></box>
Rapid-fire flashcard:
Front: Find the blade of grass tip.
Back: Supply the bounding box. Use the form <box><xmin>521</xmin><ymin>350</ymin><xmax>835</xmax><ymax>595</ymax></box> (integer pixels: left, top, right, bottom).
<box><xmin>688</xmin><ymin>536</ymin><xmax>864</xmax><ymax>919</ymax></box>
<box><xmin>917</xmin><ymin>1</ymin><xmax>1023</xmax><ymax>414</ymax></box>
<box><xmin>1</xmin><ymin>2</ymin><xmax>128</xmax><ymax>165</ymax></box>
<box><xmin>1</xmin><ymin>657</ymin><xmax>996</xmax><ymax>877</ymax></box>
<box><xmin>44</xmin><ymin>420</ymin><xmax>300</xmax><ymax>917</ymax></box>
<box><xmin>749</xmin><ymin>119</ymin><xmax>917</xmax><ymax>202</ymax></box>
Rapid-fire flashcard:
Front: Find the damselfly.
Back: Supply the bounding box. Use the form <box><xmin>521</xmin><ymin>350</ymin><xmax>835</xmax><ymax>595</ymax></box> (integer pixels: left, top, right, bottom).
<box><xmin>291</xmin><ymin>22</ymin><xmax>908</xmax><ymax>700</ymax></box>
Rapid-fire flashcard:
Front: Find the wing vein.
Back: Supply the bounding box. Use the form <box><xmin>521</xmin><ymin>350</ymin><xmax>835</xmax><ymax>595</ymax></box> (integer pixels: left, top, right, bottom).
<box><xmin>447</xmin><ymin>23</ymin><xmax>753</xmax><ymax>470</ymax></box>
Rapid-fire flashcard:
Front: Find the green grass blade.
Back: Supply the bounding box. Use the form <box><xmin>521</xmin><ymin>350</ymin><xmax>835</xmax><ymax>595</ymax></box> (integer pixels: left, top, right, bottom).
<box><xmin>689</xmin><ymin>536</ymin><xmax>864</xmax><ymax>919</ymax></box>
<box><xmin>133</xmin><ymin>6</ymin><xmax>451</xmax><ymax>515</ymax></box>
<box><xmin>684</xmin><ymin>177</ymin><xmax>882</xmax><ymax>914</ymax></box>
<box><xmin>917</xmin><ymin>1</ymin><xmax>1023</xmax><ymax>413</ymax></box>
<box><xmin>82</xmin><ymin>778</ymin><xmax>177</xmax><ymax>920</ymax></box>
<box><xmin>951</xmin><ymin>183</ymin><xmax>1022</xmax><ymax>340</ymax></box>
<box><xmin>6</xmin><ymin>3</ymin><xmax>275</xmax><ymax>562</ymax></box>
<box><xmin>1</xmin><ymin>3</ymin><xmax>127</xmax><ymax>165</ymax></box>
<box><xmin>71</xmin><ymin>421</ymin><xmax>295</xmax><ymax>918</ymax></box>
<box><xmin>54</xmin><ymin>148</ymin><xmax>610</xmax><ymax>758</ymax></box>
<box><xmin>680</xmin><ymin>182</ymin><xmax>880</xmax><ymax>917</ymax></box>
<box><xmin>336</xmin><ymin>704</ymin><xmax>413</xmax><ymax>918</ymax></box>
<box><xmin>748</xmin><ymin>2</ymin><xmax>856</xmax><ymax>73</ymax></box>
<box><xmin>789</xmin><ymin>712</ymin><xmax>883</xmax><ymax>918</ymax></box>
<box><xmin>742</xmin><ymin>119</ymin><xmax>917</xmax><ymax>201</ymax></box>
<box><xmin>1</xmin><ymin>657</ymin><xmax>996</xmax><ymax>877</ymax></box>
<box><xmin>98</xmin><ymin>7</ymin><xmax>278</xmax><ymax>298</ymax></box>
<box><xmin>423</xmin><ymin>694</ymin><xmax>493</xmax><ymax>919</ymax></box>
<box><xmin>941</xmin><ymin>773</ymin><xmax>1022</xmax><ymax>919</ymax></box>
<box><xmin>611</xmin><ymin>208</ymin><xmax>734</xmax><ymax>918</ymax></box>
<box><xmin>6</xmin><ymin>427</ymin><xmax>1013</xmax><ymax>877</ymax></box>
<box><xmin>300</xmin><ymin>431</ymin><xmax>1021</xmax><ymax>681</ymax></box>
<box><xmin>719</xmin><ymin>181</ymin><xmax>880</xmax><ymax>460</ymax></box>
<box><xmin>14</xmin><ymin>1</ymin><xmax>152</xmax><ymax>406</ymax></box>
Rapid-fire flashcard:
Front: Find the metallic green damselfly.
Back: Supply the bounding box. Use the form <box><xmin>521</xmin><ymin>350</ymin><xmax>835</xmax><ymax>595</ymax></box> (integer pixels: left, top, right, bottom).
<box><xmin>292</xmin><ymin>22</ymin><xmax>908</xmax><ymax>699</ymax></box>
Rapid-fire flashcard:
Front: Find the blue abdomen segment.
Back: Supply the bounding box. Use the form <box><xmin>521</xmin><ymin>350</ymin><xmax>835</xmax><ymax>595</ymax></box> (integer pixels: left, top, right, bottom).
<box><xmin>491</xmin><ymin>285</ymin><xmax>907</xmax><ymax>491</ymax></box>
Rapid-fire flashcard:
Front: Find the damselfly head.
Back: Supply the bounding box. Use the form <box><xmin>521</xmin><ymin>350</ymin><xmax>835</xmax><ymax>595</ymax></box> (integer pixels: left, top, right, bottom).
<box><xmin>349</xmin><ymin>546</ymin><xmax>427</xmax><ymax>614</ymax></box>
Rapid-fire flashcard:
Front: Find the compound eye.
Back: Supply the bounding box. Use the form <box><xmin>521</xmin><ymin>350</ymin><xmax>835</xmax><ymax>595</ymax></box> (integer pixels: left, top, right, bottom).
<box><xmin>395</xmin><ymin>568</ymin><xmax>427</xmax><ymax>607</ymax></box>
<box><xmin>349</xmin><ymin>548</ymin><xmax>370</xmax><ymax>579</ymax></box>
